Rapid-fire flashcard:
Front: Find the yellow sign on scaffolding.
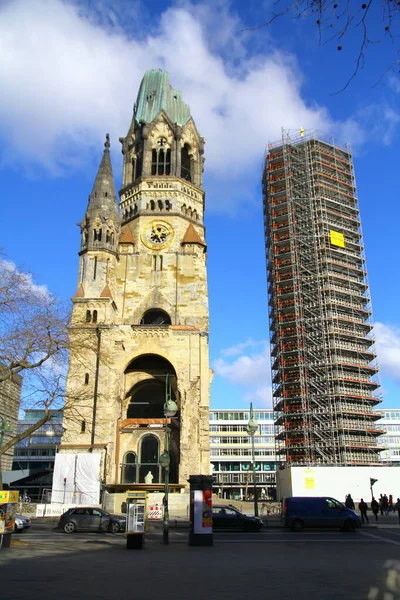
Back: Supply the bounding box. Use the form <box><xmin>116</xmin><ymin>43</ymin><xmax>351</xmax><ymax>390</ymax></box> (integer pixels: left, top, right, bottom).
<box><xmin>330</xmin><ymin>230</ymin><xmax>345</xmax><ymax>248</ymax></box>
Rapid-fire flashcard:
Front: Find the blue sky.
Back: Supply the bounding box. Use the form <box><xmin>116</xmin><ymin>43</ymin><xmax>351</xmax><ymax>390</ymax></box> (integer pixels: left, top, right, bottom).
<box><xmin>1</xmin><ymin>0</ymin><xmax>400</xmax><ymax>410</ymax></box>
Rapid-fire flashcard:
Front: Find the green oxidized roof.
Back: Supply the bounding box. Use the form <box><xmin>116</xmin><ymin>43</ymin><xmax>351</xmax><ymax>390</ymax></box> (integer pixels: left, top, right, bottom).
<box><xmin>134</xmin><ymin>69</ymin><xmax>191</xmax><ymax>126</ymax></box>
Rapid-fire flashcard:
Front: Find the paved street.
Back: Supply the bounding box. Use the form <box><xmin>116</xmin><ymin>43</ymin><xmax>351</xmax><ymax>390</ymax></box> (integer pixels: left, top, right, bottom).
<box><xmin>2</xmin><ymin>524</ymin><xmax>400</xmax><ymax>600</ymax></box>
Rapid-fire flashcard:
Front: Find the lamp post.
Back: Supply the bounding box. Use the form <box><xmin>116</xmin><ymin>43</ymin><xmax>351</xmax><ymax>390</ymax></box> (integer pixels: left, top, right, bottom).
<box><xmin>159</xmin><ymin>374</ymin><xmax>178</xmax><ymax>545</ymax></box>
<box><xmin>246</xmin><ymin>403</ymin><xmax>259</xmax><ymax>518</ymax></box>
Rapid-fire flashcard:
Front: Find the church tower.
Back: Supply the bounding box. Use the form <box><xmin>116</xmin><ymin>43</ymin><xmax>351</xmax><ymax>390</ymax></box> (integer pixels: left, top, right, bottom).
<box><xmin>61</xmin><ymin>70</ymin><xmax>211</xmax><ymax>497</ymax></box>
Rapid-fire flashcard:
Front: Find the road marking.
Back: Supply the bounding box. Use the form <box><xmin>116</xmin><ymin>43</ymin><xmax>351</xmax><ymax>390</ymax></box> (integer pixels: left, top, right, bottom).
<box><xmin>360</xmin><ymin>531</ymin><xmax>400</xmax><ymax>546</ymax></box>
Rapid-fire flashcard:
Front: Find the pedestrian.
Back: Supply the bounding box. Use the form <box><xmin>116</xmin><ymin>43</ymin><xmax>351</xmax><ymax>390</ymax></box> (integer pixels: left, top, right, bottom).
<box><xmin>395</xmin><ymin>498</ymin><xmax>400</xmax><ymax>524</ymax></box>
<box><xmin>379</xmin><ymin>494</ymin><xmax>384</xmax><ymax>516</ymax></box>
<box><xmin>345</xmin><ymin>494</ymin><xmax>355</xmax><ymax>510</ymax></box>
<box><xmin>371</xmin><ymin>498</ymin><xmax>379</xmax><ymax>522</ymax></box>
<box><xmin>389</xmin><ymin>495</ymin><xmax>394</xmax><ymax>513</ymax></box>
<box><xmin>383</xmin><ymin>494</ymin><xmax>389</xmax><ymax>516</ymax></box>
<box><xmin>359</xmin><ymin>499</ymin><xmax>369</xmax><ymax>525</ymax></box>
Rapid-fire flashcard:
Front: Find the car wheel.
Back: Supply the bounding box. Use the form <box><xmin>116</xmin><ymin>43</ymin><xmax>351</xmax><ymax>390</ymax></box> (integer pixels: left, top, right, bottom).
<box><xmin>14</xmin><ymin>525</ymin><xmax>22</xmax><ymax>533</ymax></box>
<box><xmin>108</xmin><ymin>521</ymin><xmax>120</xmax><ymax>534</ymax></box>
<box><xmin>63</xmin><ymin>521</ymin><xmax>76</xmax><ymax>534</ymax></box>
<box><xmin>291</xmin><ymin>519</ymin><xmax>304</xmax><ymax>532</ymax></box>
<box><xmin>343</xmin><ymin>520</ymin><xmax>356</xmax><ymax>533</ymax></box>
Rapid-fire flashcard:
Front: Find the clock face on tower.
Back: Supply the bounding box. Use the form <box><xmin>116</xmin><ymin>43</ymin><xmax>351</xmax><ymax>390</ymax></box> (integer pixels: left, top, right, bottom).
<box><xmin>141</xmin><ymin>220</ymin><xmax>175</xmax><ymax>250</ymax></box>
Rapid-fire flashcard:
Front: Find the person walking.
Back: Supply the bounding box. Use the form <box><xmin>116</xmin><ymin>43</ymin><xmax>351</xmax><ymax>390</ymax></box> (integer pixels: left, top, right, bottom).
<box><xmin>359</xmin><ymin>499</ymin><xmax>369</xmax><ymax>525</ymax></box>
<box><xmin>371</xmin><ymin>498</ymin><xmax>379</xmax><ymax>522</ymax></box>
<box><xmin>388</xmin><ymin>495</ymin><xmax>394</xmax><ymax>513</ymax></box>
<box><xmin>345</xmin><ymin>494</ymin><xmax>355</xmax><ymax>510</ymax></box>
<box><xmin>382</xmin><ymin>494</ymin><xmax>389</xmax><ymax>516</ymax></box>
<box><xmin>395</xmin><ymin>498</ymin><xmax>400</xmax><ymax>524</ymax></box>
<box><xmin>379</xmin><ymin>494</ymin><xmax>384</xmax><ymax>516</ymax></box>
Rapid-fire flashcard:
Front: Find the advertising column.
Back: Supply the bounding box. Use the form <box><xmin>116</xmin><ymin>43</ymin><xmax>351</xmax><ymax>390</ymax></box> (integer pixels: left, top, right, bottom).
<box><xmin>188</xmin><ymin>475</ymin><xmax>213</xmax><ymax>546</ymax></box>
<box><xmin>0</xmin><ymin>491</ymin><xmax>19</xmax><ymax>550</ymax></box>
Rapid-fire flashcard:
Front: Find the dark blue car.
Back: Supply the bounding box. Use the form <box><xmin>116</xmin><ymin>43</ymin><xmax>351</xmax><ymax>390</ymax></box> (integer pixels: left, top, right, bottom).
<box><xmin>282</xmin><ymin>496</ymin><xmax>361</xmax><ymax>532</ymax></box>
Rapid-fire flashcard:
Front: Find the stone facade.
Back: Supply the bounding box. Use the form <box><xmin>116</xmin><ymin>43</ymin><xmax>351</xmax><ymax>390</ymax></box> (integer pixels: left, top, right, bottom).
<box><xmin>61</xmin><ymin>70</ymin><xmax>211</xmax><ymax>489</ymax></box>
<box><xmin>0</xmin><ymin>372</ymin><xmax>22</xmax><ymax>471</ymax></box>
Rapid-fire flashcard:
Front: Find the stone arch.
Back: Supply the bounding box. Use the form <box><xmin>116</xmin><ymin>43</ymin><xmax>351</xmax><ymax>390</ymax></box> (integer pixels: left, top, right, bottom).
<box><xmin>138</xmin><ymin>434</ymin><xmax>161</xmax><ymax>483</ymax></box>
<box><xmin>121</xmin><ymin>451</ymin><xmax>137</xmax><ymax>484</ymax></box>
<box><xmin>132</xmin><ymin>288</ymin><xmax>174</xmax><ymax>325</ymax></box>
<box><xmin>140</xmin><ymin>308</ymin><xmax>171</xmax><ymax>325</ymax></box>
<box><xmin>124</xmin><ymin>354</ymin><xmax>179</xmax><ymax>483</ymax></box>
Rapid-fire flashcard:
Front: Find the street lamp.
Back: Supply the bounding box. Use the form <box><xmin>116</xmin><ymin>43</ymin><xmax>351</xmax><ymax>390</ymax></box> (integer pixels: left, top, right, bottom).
<box><xmin>246</xmin><ymin>403</ymin><xmax>259</xmax><ymax>518</ymax></box>
<box><xmin>0</xmin><ymin>417</ymin><xmax>12</xmax><ymax>447</ymax></box>
<box><xmin>159</xmin><ymin>375</ymin><xmax>178</xmax><ymax>544</ymax></box>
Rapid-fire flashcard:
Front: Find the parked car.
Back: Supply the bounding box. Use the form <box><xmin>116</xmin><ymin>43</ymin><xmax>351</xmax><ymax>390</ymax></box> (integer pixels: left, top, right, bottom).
<box><xmin>14</xmin><ymin>514</ymin><xmax>31</xmax><ymax>533</ymax></box>
<box><xmin>212</xmin><ymin>505</ymin><xmax>263</xmax><ymax>532</ymax></box>
<box><xmin>58</xmin><ymin>507</ymin><xmax>126</xmax><ymax>534</ymax></box>
<box><xmin>282</xmin><ymin>496</ymin><xmax>362</xmax><ymax>532</ymax></box>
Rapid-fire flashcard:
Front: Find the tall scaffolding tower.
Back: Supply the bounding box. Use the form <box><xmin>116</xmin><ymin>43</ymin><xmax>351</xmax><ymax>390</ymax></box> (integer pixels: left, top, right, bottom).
<box><xmin>263</xmin><ymin>129</ymin><xmax>383</xmax><ymax>466</ymax></box>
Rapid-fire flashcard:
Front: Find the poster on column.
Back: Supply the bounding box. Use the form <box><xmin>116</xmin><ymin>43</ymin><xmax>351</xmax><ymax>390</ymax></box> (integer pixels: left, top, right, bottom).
<box><xmin>193</xmin><ymin>489</ymin><xmax>213</xmax><ymax>534</ymax></box>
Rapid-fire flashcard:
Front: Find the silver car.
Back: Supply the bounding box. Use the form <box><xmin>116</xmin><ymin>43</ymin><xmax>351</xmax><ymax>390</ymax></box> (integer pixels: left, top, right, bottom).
<box><xmin>58</xmin><ymin>507</ymin><xmax>126</xmax><ymax>533</ymax></box>
<box><xmin>14</xmin><ymin>514</ymin><xmax>31</xmax><ymax>533</ymax></box>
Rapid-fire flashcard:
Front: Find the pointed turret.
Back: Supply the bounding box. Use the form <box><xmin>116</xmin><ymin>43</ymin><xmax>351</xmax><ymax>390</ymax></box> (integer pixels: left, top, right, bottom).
<box><xmin>79</xmin><ymin>134</ymin><xmax>120</xmax><ymax>256</ymax></box>
<box><xmin>86</xmin><ymin>134</ymin><xmax>118</xmax><ymax>220</ymax></box>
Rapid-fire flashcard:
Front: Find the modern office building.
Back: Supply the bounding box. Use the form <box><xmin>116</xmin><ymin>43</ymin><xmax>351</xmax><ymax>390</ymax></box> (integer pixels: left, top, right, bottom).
<box><xmin>209</xmin><ymin>409</ymin><xmax>279</xmax><ymax>500</ymax></box>
<box><xmin>262</xmin><ymin>129</ymin><xmax>383</xmax><ymax>466</ymax></box>
<box><xmin>10</xmin><ymin>410</ymin><xmax>63</xmax><ymax>501</ymax></box>
<box><xmin>378</xmin><ymin>409</ymin><xmax>400</xmax><ymax>463</ymax></box>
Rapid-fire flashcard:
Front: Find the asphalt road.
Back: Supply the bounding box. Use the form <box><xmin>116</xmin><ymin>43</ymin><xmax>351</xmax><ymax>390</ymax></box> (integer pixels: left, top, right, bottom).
<box><xmin>2</xmin><ymin>526</ymin><xmax>400</xmax><ymax>599</ymax></box>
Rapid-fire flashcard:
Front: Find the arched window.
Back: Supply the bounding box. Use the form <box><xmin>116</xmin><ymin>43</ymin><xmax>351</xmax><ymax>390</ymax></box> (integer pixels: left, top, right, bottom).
<box><xmin>151</xmin><ymin>148</ymin><xmax>171</xmax><ymax>176</ymax></box>
<box><xmin>139</xmin><ymin>435</ymin><xmax>160</xmax><ymax>483</ymax></box>
<box><xmin>165</xmin><ymin>149</ymin><xmax>171</xmax><ymax>175</ymax></box>
<box><xmin>86</xmin><ymin>310</ymin><xmax>91</xmax><ymax>323</ymax></box>
<box><xmin>157</xmin><ymin>200</ymin><xmax>163</xmax><ymax>211</ymax></box>
<box><xmin>84</xmin><ymin>373</ymin><xmax>89</xmax><ymax>385</ymax></box>
<box><xmin>140</xmin><ymin>309</ymin><xmax>171</xmax><ymax>325</ymax></box>
<box><xmin>181</xmin><ymin>144</ymin><xmax>192</xmax><ymax>182</ymax></box>
<box><xmin>92</xmin><ymin>310</ymin><xmax>98</xmax><ymax>324</ymax></box>
<box><xmin>151</xmin><ymin>149</ymin><xmax>157</xmax><ymax>176</ymax></box>
<box><xmin>158</xmin><ymin>149</ymin><xmax>165</xmax><ymax>175</ymax></box>
<box><xmin>121</xmin><ymin>452</ymin><xmax>137</xmax><ymax>484</ymax></box>
<box><xmin>94</xmin><ymin>229</ymin><xmax>102</xmax><ymax>242</ymax></box>
<box><xmin>140</xmin><ymin>435</ymin><xmax>159</xmax><ymax>464</ymax></box>
<box><xmin>182</xmin><ymin>204</ymin><xmax>187</xmax><ymax>215</ymax></box>
<box><xmin>150</xmin><ymin>200</ymin><xmax>155</xmax><ymax>211</ymax></box>
<box><xmin>165</xmin><ymin>200</ymin><xmax>171</xmax><ymax>211</ymax></box>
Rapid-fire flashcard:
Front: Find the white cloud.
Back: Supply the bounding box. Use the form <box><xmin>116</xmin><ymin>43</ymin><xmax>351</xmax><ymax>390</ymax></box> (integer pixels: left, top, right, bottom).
<box><xmin>374</xmin><ymin>322</ymin><xmax>400</xmax><ymax>385</ymax></box>
<box><xmin>213</xmin><ymin>340</ymin><xmax>272</xmax><ymax>407</ymax></box>
<box><xmin>221</xmin><ymin>338</ymin><xmax>258</xmax><ymax>357</ymax></box>
<box><xmin>0</xmin><ymin>258</ymin><xmax>50</xmax><ymax>298</ymax></box>
<box><xmin>0</xmin><ymin>0</ymin><xmax>367</xmax><ymax>208</ymax></box>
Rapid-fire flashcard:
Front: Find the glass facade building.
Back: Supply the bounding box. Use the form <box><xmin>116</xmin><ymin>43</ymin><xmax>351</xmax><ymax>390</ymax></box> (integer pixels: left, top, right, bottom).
<box><xmin>209</xmin><ymin>409</ymin><xmax>279</xmax><ymax>500</ymax></box>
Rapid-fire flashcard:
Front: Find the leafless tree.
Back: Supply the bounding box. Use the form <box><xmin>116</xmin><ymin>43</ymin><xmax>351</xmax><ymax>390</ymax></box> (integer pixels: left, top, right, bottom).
<box><xmin>246</xmin><ymin>0</ymin><xmax>400</xmax><ymax>92</ymax></box>
<box><xmin>0</xmin><ymin>251</ymin><xmax>101</xmax><ymax>489</ymax></box>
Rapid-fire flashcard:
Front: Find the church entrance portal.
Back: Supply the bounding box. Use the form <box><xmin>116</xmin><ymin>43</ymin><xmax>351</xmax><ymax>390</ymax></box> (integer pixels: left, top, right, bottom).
<box><xmin>123</xmin><ymin>355</ymin><xmax>180</xmax><ymax>484</ymax></box>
